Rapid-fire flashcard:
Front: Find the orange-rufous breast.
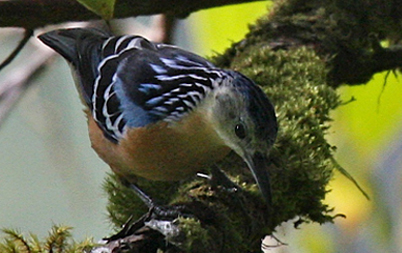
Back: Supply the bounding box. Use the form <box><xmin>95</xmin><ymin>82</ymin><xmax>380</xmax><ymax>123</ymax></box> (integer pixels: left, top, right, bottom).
<box><xmin>87</xmin><ymin>109</ymin><xmax>231</xmax><ymax>181</ymax></box>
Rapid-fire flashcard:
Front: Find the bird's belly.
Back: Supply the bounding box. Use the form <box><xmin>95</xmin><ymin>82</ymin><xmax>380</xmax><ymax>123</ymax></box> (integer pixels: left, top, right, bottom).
<box><xmin>87</xmin><ymin>111</ymin><xmax>230</xmax><ymax>181</ymax></box>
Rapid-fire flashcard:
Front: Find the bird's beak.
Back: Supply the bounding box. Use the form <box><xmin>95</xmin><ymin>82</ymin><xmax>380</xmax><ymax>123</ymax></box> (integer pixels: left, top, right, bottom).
<box><xmin>244</xmin><ymin>152</ymin><xmax>272</xmax><ymax>209</ymax></box>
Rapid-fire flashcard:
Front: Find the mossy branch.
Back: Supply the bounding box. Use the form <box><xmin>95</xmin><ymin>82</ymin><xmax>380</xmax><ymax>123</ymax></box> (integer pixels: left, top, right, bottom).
<box><xmin>100</xmin><ymin>0</ymin><xmax>402</xmax><ymax>251</ymax></box>
<box><xmin>3</xmin><ymin>0</ymin><xmax>402</xmax><ymax>252</ymax></box>
<box><xmin>99</xmin><ymin>46</ymin><xmax>342</xmax><ymax>253</ymax></box>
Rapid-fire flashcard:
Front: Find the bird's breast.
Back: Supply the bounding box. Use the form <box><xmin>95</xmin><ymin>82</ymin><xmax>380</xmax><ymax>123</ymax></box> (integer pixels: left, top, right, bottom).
<box><xmin>87</xmin><ymin>109</ymin><xmax>231</xmax><ymax>181</ymax></box>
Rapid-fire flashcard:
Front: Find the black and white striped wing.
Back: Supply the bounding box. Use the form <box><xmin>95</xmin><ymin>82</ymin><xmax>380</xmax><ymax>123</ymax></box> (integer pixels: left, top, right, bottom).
<box><xmin>92</xmin><ymin>36</ymin><xmax>226</xmax><ymax>142</ymax></box>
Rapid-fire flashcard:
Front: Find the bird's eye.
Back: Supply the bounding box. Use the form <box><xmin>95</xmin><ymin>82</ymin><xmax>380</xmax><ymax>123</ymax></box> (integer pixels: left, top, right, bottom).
<box><xmin>235</xmin><ymin>124</ymin><xmax>246</xmax><ymax>139</ymax></box>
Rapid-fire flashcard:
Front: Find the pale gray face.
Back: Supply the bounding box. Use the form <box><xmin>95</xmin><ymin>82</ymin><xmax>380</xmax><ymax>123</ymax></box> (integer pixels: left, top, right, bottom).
<box><xmin>210</xmin><ymin>71</ymin><xmax>278</xmax><ymax>207</ymax></box>
<box><xmin>212</xmin><ymin>73</ymin><xmax>277</xmax><ymax>158</ymax></box>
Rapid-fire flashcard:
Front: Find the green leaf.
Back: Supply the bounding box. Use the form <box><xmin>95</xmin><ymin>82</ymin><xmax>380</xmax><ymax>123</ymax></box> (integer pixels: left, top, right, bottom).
<box><xmin>76</xmin><ymin>0</ymin><xmax>116</xmax><ymax>20</ymax></box>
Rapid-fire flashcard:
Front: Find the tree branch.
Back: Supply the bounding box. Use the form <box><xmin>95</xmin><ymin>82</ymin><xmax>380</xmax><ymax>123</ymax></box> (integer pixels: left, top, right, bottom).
<box><xmin>0</xmin><ymin>0</ymin><xmax>265</xmax><ymax>29</ymax></box>
<box><xmin>329</xmin><ymin>44</ymin><xmax>402</xmax><ymax>85</ymax></box>
<box><xmin>0</xmin><ymin>28</ymin><xmax>33</xmax><ymax>71</ymax></box>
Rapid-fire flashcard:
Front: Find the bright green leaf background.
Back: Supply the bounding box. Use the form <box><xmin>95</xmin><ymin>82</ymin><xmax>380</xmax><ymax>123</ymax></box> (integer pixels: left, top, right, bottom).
<box><xmin>189</xmin><ymin>2</ymin><xmax>272</xmax><ymax>56</ymax></box>
<box><xmin>76</xmin><ymin>0</ymin><xmax>116</xmax><ymax>20</ymax></box>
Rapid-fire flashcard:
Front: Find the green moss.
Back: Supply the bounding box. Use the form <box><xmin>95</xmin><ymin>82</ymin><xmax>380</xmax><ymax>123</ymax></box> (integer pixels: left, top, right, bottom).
<box><xmin>103</xmin><ymin>173</ymin><xmax>181</xmax><ymax>228</ymax></box>
<box><xmin>0</xmin><ymin>226</ymin><xmax>94</xmax><ymax>253</ymax></box>
<box><xmin>175</xmin><ymin>217</ymin><xmax>209</xmax><ymax>252</ymax></box>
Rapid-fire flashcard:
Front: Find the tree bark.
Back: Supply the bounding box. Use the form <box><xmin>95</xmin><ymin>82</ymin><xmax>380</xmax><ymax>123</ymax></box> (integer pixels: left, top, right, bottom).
<box><xmin>0</xmin><ymin>0</ymin><xmax>265</xmax><ymax>29</ymax></box>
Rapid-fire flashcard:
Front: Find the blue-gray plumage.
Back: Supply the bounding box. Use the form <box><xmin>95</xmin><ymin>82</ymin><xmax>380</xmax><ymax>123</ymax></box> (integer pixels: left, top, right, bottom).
<box><xmin>38</xmin><ymin>28</ymin><xmax>278</xmax><ymax>207</ymax></box>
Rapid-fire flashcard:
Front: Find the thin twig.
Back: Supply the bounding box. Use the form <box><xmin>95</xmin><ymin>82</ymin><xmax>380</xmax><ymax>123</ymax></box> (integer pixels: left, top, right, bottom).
<box><xmin>0</xmin><ymin>23</ymin><xmax>94</xmax><ymax>127</ymax></box>
<box><xmin>330</xmin><ymin>157</ymin><xmax>370</xmax><ymax>200</ymax></box>
<box><xmin>150</xmin><ymin>14</ymin><xmax>176</xmax><ymax>43</ymax></box>
<box><xmin>0</xmin><ymin>36</ymin><xmax>55</xmax><ymax>127</ymax></box>
<box><xmin>339</xmin><ymin>96</ymin><xmax>356</xmax><ymax>106</ymax></box>
<box><xmin>0</xmin><ymin>28</ymin><xmax>33</xmax><ymax>72</ymax></box>
<box><xmin>376</xmin><ymin>70</ymin><xmax>391</xmax><ymax>113</ymax></box>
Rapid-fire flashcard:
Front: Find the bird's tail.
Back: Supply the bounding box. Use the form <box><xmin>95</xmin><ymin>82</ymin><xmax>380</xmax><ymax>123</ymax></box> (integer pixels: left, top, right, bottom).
<box><xmin>38</xmin><ymin>28</ymin><xmax>109</xmax><ymax>66</ymax></box>
<box><xmin>38</xmin><ymin>28</ymin><xmax>110</xmax><ymax>106</ymax></box>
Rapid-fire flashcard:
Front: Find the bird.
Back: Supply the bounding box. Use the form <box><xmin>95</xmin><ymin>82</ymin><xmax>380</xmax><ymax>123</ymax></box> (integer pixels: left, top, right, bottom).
<box><xmin>38</xmin><ymin>28</ymin><xmax>278</xmax><ymax>209</ymax></box>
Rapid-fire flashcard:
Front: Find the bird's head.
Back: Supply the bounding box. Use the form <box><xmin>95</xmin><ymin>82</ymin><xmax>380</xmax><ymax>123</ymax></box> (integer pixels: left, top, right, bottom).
<box><xmin>209</xmin><ymin>71</ymin><xmax>278</xmax><ymax>206</ymax></box>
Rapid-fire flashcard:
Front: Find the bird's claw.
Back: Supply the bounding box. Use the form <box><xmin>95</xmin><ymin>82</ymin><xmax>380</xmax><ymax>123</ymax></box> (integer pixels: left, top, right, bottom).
<box><xmin>208</xmin><ymin>165</ymin><xmax>243</xmax><ymax>196</ymax></box>
<box><xmin>105</xmin><ymin>203</ymin><xmax>191</xmax><ymax>243</ymax></box>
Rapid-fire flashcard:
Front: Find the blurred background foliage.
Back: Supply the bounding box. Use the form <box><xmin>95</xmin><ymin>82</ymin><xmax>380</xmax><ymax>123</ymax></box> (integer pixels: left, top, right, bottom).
<box><xmin>1</xmin><ymin>1</ymin><xmax>402</xmax><ymax>252</ymax></box>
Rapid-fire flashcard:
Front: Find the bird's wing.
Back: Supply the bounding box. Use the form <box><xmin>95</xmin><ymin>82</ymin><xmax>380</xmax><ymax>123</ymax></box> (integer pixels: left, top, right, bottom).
<box><xmin>93</xmin><ymin>36</ymin><xmax>226</xmax><ymax>142</ymax></box>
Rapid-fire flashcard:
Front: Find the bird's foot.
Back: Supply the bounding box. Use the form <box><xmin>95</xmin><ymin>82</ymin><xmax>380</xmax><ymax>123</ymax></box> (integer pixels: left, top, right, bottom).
<box><xmin>198</xmin><ymin>165</ymin><xmax>266</xmax><ymax>226</ymax></box>
<box><xmin>105</xmin><ymin>182</ymin><xmax>193</xmax><ymax>243</ymax></box>
<box><xmin>104</xmin><ymin>203</ymin><xmax>190</xmax><ymax>243</ymax></box>
<box><xmin>199</xmin><ymin>164</ymin><xmax>243</xmax><ymax>196</ymax></box>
